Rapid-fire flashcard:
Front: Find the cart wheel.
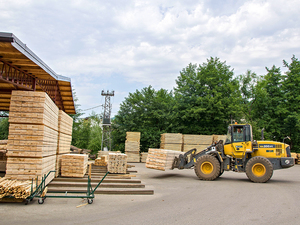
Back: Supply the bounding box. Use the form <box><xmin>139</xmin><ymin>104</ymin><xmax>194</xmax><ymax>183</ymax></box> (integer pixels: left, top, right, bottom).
<box><xmin>25</xmin><ymin>199</ymin><xmax>30</xmax><ymax>205</ymax></box>
<box><xmin>38</xmin><ymin>198</ymin><xmax>44</xmax><ymax>204</ymax></box>
<box><xmin>88</xmin><ymin>198</ymin><xmax>93</xmax><ymax>204</ymax></box>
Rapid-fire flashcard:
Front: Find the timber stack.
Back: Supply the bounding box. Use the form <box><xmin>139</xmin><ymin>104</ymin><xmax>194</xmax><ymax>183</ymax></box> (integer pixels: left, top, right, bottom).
<box><xmin>107</xmin><ymin>153</ymin><xmax>127</xmax><ymax>173</ymax></box>
<box><xmin>145</xmin><ymin>148</ymin><xmax>181</xmax><ymax>171</ymax></box>
<box><xmin>55</xmin><ymin>110</ymin><xmax>73</xmax><ymax>177</ymax></box>
<box><xmin>0</xmin><ymin>140</ymin><xmax>7</xmax><ymax>172</ymax></box>
<box><xmin>140</xmin><ymin>152</ymin><xmax>148</xmax><ymax>163</ymax></box>
<box><xmin>125</xmin><ymin>132</ymin><xmax>140</xmax><ymax>162</ymax></box>
<box><xmin>160</xmin><ymin>133</ymin><xmax>183</xmax><ymax>151</ymax></box>
<box><xmin>0</xmin><ymin>177</ymin><xmax>36</xmax><ymax>199</ymax></box>
<box><xmin>183</xmin><ymin>134</ymin><xmax>213</xmax><ymax>153</ymax></box>
<box><xmin>6</xmin><ymin>90</ymin><xmax>58</xmax><ymax>185</ymax></box>
<box><xmin>94</xmin><ymin>156</ymin><xmax>107</xmax><ymax>166</ymax></box>
<box><xmin>60</xmin><ymin>154</ymin><xmax>88</xmax><ymax>178</ymax></box>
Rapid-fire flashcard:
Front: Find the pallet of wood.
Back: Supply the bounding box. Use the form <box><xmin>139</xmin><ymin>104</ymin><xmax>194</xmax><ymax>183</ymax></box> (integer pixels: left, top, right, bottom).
<box><xmin>160</xmin><ymin>133</ymin><xmax>183</xmax><ymax>151</ymax></box>
<box><xmin>125</xmin><ymin>132</ymin><xmax>141</xmax><ymax>162</ymax></box>
<box><xmin>0</xmin><ymin>177</ymin><xmax>36</xmax><ymax>199</ymax></box>
<box><xmin>7</xmin><ymin>123</ymin><xmax>58</xmax><ymax>157</ymax></box>
<box><xmin>107</xmin><ymin>153</ymin><xmax>127</xmax><ymax>174</ymax></box>
<box><xmin>145</xmin><ymin>148</ymin><xmax>182</xmax><ymax>171</ymax></box>
<box><xmin>57</xmin><ymin>110</ymin><xmax>73</xmax><ymax>155</ymax></box>
<box><xmin>6</xmin><ymin>90</ymin><xmax>59</xmax><ymax>185</ymax></box>
<box><xmin>8</xmin><ymin>90</ymin><xmax>59</xmax><ymax>131</ymax></box>
<box><xmin>60</xmin><ymin>154</ymin><xmax>88</xmax><ymax>178</ymax></box>
<box><xmin>94</xmin><ymin>156</ymin><xmax>107</xmax><ymax>166</ymax></box>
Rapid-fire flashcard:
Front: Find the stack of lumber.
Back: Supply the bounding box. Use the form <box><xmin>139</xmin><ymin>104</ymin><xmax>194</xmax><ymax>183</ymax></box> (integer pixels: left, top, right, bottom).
<box><xmin>140</xmin><ymin>152</ymin><xmax>148</xmax><ymax>163</ymax></box>
<box><xmin>146</xmin><ymin>148</ymin><xmax>182</xmax><ymax>171</ymax></box>
<box><xmin>291</xmin><ymin>153</ymin><xmax>299</xmax><ymax>164</ymax></box>
<box><xmin>56</xmin><ymin>110</ymin><xmax>73</xmax><ymax>177</ymax></box>
<box><xmin>183</xmin><ymin>135</ymin><xmax>213</xmax><ymax>153</ymax></box>
<box><xmin>5</xmin><ymin>90</ymin><xmax>59</xmax><ymax>185</ymax></box>
<box><xmin>94</xmin><ymin>156</ymin><xmax>107</xmax><ymax>166</ymax></box>
<box><xmin>107</xmin><ymin>153</ymin><xmax>127</xmax><ymax>174</ymax></box>
<box><xmin>0</xmin><ymin>140</ymin><xmax>7</xmax><ymax>172</ymax></box>
<box><xmin>0</xmin><ymin>177</ymin><xmax>36</xmax><ymax>199</ymax></box>
<box><xmin>125</xmin><ymin>132</ymin><xmax>140</xmax><ymax>162</ymax></box>
<box><xmin>60</xmin><ymin>154</ymin><xmax>88</xmax><ymax>178</ymax></box>
<box><xmin>160</xmin><ymin>133</ymin><xmax>183</xmax><ymax>151</ymax></box>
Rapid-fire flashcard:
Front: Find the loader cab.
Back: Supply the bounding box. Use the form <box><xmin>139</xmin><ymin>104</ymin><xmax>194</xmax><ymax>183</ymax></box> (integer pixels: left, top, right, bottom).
<box><xmin>225</xmin><ymin>124</ymin><xmax>253</xmax><ymax>144</ymax></box>
<box><xmin>224</xmin><ymin>124</ymin><xmax>253</xmax><ymax>158</ymax></box>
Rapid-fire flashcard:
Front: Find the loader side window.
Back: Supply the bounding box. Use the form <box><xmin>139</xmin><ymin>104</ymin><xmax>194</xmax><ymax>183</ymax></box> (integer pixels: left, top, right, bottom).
<box><xmin>244</xmin><ymin>126</ymin><xmax>252</xmax><ymax>142</ymax></box>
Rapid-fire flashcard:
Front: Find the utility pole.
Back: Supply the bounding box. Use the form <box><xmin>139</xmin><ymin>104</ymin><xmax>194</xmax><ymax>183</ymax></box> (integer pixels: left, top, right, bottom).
<box><xmin>101</xmin><ymin>90</ymin><xmax>114</xmax><ymax>151</ymax></box>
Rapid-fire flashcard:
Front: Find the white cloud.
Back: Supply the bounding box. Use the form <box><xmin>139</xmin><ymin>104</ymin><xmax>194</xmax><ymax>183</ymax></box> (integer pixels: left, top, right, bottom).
<box><xmin>1</xmin><ymin>0</ymin><xmax>300</xmax><ymax>116</ymax></box>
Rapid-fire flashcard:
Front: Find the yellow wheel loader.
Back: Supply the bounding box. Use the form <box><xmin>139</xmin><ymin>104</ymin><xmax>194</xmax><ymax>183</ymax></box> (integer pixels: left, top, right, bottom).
<box><xmin>172</xmin><ymin>124</ymin><xmax>294</xmax><ymax>183</ymax></box>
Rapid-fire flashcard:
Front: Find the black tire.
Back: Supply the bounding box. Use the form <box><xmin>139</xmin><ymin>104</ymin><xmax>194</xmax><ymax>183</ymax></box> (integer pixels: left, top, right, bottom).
<box><xmin>194</xmin><ymin>155</ymin><xmax>221</xmax><ymax>181</ymax></box>
<box><xmin>245</xmin><ymin>156</ymin><xmax>273</xmax><ymax>183</ymax></box>
<box><xmin>38</xmin><ymin>198</ymin><xmax>44</xmax><ymax>204</ymax></box>
<box><xmin>88</xmin><ymin>198</ymin><xmax>93</xmax><ymax>204</ymax></box>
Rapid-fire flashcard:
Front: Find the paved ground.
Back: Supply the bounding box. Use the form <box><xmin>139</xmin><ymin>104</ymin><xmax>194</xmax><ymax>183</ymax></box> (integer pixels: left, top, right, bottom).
<box><xmin>1</xmin><ymin>163</ymin><xmax>300</xmax><ymax>225</ymax></box>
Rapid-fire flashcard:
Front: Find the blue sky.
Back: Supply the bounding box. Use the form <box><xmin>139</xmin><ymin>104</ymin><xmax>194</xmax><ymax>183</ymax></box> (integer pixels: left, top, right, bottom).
<box><xmin>1</xmin><ymin>0</ymin><xmax>299</xmax><ymax>117</ymax></box>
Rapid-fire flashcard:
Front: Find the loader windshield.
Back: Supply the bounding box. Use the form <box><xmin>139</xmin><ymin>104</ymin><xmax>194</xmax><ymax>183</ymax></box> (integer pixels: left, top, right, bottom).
<box><xmin>225</xmin><ymin>125</ymin><xmax>252</xmax><ymax>144</ymax></box>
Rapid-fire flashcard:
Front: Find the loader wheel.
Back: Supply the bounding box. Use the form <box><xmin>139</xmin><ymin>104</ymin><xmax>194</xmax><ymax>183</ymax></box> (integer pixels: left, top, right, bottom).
<box><xmin>194</xmin><ymin>155</ymin><xmax>220</xmax><ymax>181</ymax></box>
<box><xmin>245</xmin><ymin>156</ymin><xmax>273</xmax><ymax>183</ymax></box>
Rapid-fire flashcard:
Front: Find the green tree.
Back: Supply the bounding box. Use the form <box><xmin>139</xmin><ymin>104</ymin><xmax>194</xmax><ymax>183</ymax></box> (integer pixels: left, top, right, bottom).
<box><xmin>87</xmin><ymin>112</ymin><xmax>102</xmax><ymax>154</ymax></box>
<box><xmin>173</xmin><ymin>57</ymin><xmax>242</xmax><ymax>135</ymax></box>
<box><xmin>112</xmin><ymin>86</ymin><xmax>175</xmax><ymax>152</ymax></box>
<box><xmin>0</xmin><ymin>111</ymin><xmax>9</xmax><ymax>140</ymax></box>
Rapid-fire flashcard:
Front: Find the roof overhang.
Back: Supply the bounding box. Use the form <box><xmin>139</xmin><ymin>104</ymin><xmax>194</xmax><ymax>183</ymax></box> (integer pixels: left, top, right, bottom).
<box><xmin>0</xmin><ymin>32</ymin><xmax>76</xmax><ymax>114</ymax></box>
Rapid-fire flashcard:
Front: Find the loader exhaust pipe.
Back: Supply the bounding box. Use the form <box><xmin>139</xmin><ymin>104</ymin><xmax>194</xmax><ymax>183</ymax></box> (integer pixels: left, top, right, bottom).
<box><xmin>261</xmin><ymin>128</ymin><xmax>265</xmax><ymax>140</ymax></box>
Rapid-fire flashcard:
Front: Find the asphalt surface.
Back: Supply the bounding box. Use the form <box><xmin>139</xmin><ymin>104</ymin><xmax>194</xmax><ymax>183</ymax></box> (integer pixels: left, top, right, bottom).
<box><xmin>1</xmin><ymin>163</ymin><xmax>300</xmax><ymax>225</ymax></box>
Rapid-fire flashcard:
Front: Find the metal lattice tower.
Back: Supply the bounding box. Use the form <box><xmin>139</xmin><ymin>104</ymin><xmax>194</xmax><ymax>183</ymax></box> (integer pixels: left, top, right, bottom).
<box><xmin>101</xmin><ymin>90</ymin><xmax>114</xmax><ymax>151</ymax></box>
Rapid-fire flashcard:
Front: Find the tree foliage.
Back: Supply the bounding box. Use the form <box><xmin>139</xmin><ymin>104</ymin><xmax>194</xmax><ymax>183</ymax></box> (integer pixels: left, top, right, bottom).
<box><xmin>173</xmin><ymin>57</ymin><xmax>242</xmax><ymax>135</ymax></box>
<box><xmin>112</xmin><ymin>86</ymin><xmax>174</xmax><ymax>152</ymax></box>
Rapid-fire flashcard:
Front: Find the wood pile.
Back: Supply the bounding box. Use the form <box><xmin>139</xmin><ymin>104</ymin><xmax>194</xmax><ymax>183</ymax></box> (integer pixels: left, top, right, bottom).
<box><xmin>140</xmin><ymin>152</ymin><xmax>148</xmax><ymax>163</ymax></box>
<box><xmin>146</xmin><ymin>148</ymin><xmax>182</xmax><ymax>171</ymax></box>
<box><xmin>125</xmin><ymin>132</ymin><xmax>140</xmax><ymax>162</ymax></box>
<box><xmin>0</xmin><ymin>177</ymin><xmax>36</xmax><ymax>199</ymax></box>
<box><xmin>0</xmin><ymin>140</ymin><xmax>7</xmax><ymax>172</ymax></box>
<box><xmin>107</xmin><ymin>153</ymin><xmax>127</xmax><ymax>174</ymax></box>
<box><xmin>55</xmin><ymin>110</ymin><xmax>73</xmax><ymax>177</ymax></box>
<box><xmin>160</xmin><ymin>133</ymin><xmax>183</xmax><ymax>151</ymax></box>
<box><xmin>183</xmin><ymin>134</ymin><xmax>212</xmax><ymax>153</ymax></box>
<box><xmin>60</xmin><ymin>154</ymin><xmax>88</xmax><ymax>178</ymax></box>
<box><xmin>57</xmin><ymin>110</ymin><xmax>73</xmax><ymax>155</ymax></box>
<box><xmin>6</xmin><ymin>90</ymin><xmax>58</xmax><ymax>185</ymax></box>
<box><xmin>291</xmin><ymin>153</ymin><xmax>299</xmax><ymax>164</ymax></box>
<box><xmin>94</xmin><ymin>156</ymin><xmax>107</xmax><ymax>166</ymax></box>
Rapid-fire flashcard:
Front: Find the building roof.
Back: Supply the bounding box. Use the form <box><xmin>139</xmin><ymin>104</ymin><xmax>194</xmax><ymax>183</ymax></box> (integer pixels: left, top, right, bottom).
<box><xmin>0</xmin><ymin>32</ymin><xmax>76</xmax><ymax>114</ymax></box>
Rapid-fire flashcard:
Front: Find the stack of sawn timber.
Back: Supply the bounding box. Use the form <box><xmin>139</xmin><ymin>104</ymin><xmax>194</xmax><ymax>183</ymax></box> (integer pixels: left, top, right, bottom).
<box><xmin>160</xmin><ymin>133</ymin><xmax>183</xmax><ymax>151</ymax></box>
<box><xmin>60</xmin><ymin>154</ymin><xmax>88</xmax><ymax>178</ymax></box>
<box><xmin>6</xmin><ymin>90</ymin><xmax>59</xmax><ymax>185</ymax></box>
<box><xmin>183</xmin><ymin>135</ymin><xmax>213</xmax><ymax>153</ymax></box>
<box><xmin>140</xmin><ymin>152</ymin><xmax>148</xmax><ymax>163</ymax></box>
<box><xmin>146</xmin><ymin>148</ymin><xmax>181</xmax><ymax>171</ymax></box>
<box><xmin>55</xmin><ymin>110</ymin><xmax>73</xmax><ymax>177</ymax></box>
<box><xmin>125</xmin><ymin>132</ymin><xmax>140</xmax><ymax>162</ymax></box>
<box><xmin>0</xmin><ymin>140</ymin><xmax>7</xmax><ymax>172</ymax></box>
<box><xmin>107</xmin><ymin>153</ymin><xmax>127</xmax><ymax>174</ymax></box>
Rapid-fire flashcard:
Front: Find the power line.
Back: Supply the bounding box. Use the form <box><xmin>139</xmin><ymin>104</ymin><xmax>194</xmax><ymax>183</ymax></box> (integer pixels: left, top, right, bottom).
<box><xmin>81</xmin><ymin>104</ymin><xmax>103</xmax><ymax>112</ymax></box>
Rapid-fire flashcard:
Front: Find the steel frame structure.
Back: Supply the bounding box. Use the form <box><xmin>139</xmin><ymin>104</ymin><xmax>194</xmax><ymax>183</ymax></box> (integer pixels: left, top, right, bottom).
<box><xmin>101</xmin><ymin>90</ymin><xmax>114</xmax><ymax>151</ymax></box>
<box><xmin>0</xmin><ymin>58</ymin><xmax>64</xmax><ymax>111</ymax></box>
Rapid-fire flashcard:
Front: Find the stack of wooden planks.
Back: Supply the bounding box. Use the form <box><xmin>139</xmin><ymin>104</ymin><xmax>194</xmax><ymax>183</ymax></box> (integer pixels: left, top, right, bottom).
<box><xmin>60</xmin><ymin>154</ymin><xmax>88</xmax><ymax>178</ymax></box>
<box><xmin>140</xmin><ymin>152</ymin><xmax>148</xmax><ymax>163</ymax></box>
<box><xmin>160</xmin><ymin>133</ymin><xmax>183</xmax><ymax>151</ymax></box>
<box><xmin>55</xmin><ymin>110</ymin><xmax>73</xmax><ymax>177</ymax></box>
<box><xmin>183</xmin><ymin>134</ymin><xmax>213</xmax><ymax>153</ymax></box>
<box><xmin>146</xmin><ymin>148</ymin><xmax>182</xmax><ymax>171</ymax></box>
<box><xmin>107</xmin><ymin>153</ymin><xmax>127</xmax><ymax>174</ymax></box>
<box><xmin>0</xmin><ymin>140</ymin><xmax>7</xmax><ymax>172</ymax></box>
<box><xmin>0</xmin><ymin>177</ymin><xmax>36</xmax><ymax>199</ymax></box>
<box><xmin>6</xmin><ymin>91</ymin><xmax>59</xmax><ymax>185</ymax></box>
<box><xmin>94</xmin><ymin>156</ymin><xmax>107</xmax><ymax>166</ymax></box>
<box><xmin>125</xmin><ymin>132</ymin><xmax>140</xmax><ymax>162</ymax></box>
